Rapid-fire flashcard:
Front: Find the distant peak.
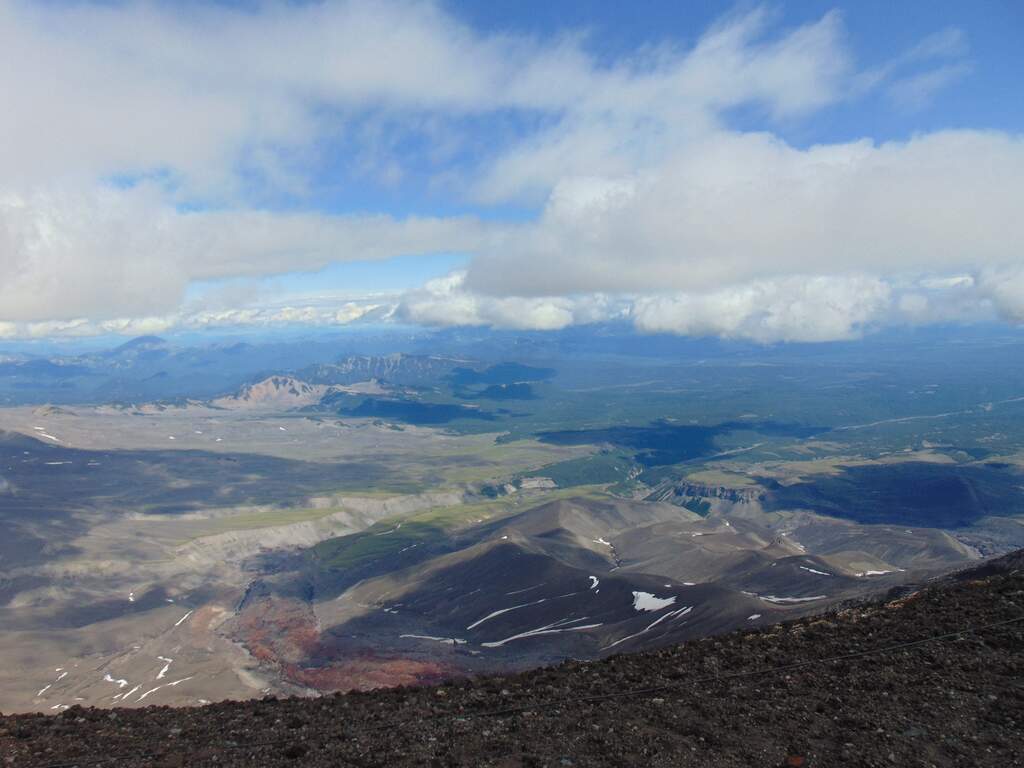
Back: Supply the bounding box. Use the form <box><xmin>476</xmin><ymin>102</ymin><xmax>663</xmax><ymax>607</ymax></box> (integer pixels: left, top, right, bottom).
<box><xmin>113</xmin><ymin>335</ymin><xmax>168</xmax><ymax>352</ymax></box>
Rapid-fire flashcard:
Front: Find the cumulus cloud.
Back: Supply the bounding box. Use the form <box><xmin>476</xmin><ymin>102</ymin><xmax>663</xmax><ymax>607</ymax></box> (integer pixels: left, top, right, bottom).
<box><xmin>0</xmin><ymin>183</ymin><xmax>487</xmax><ymax>322</ymax></box>
<box><xmin>0</xmin><ymin>1</ymin><xmax>852</xmax><ymax>192</ymax></box>
<box><xmin>465</xmin><ymin>130</ymin><xmax>1024</xmax><ymax>298</ymax></box>
<box><xmin>396</xmin><ymin>272</ymin><xmax>623</xmax><ymax>331</ymax></box>
<box><xmin>978</xmin><ymin>266</ymin><xmax>1024</xmax><ymax>323</ymax></box>
<box><xmin>631</xmin><ymin>275</ymin><xmax>892</xmax><ymax>343</ymax></box>
<box><xmin>0</xmin><ymin>300</ymin><xmax>388</xmax><ymax>340</ymax></box>
<box><xmin>0</xmin><ymin>0</ymin><xmax>1019</xmax><ymax>341</ymax></box>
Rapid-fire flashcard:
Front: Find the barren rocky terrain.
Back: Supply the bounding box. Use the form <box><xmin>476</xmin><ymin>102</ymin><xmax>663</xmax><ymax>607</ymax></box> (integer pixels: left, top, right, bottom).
<box><xmin>3</xmin><ymin>549</ymin><xmax>1021</xmax><ymax>767</ymax></box>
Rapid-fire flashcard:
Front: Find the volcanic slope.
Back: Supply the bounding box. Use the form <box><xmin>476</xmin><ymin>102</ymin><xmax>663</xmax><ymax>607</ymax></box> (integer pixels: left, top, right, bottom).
<box><xmin>3</xmin><ymin>550</ymin><xmax>1021</xmax><ymax>767</ymax></box>
<box><xmin>230</xmin><ymin>496</ymin><xmax>978</xmax><ymax>688</ymax></box>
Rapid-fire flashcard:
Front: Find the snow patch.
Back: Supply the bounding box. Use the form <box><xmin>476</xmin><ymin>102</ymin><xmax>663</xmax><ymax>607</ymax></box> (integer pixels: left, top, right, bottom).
<box><xmin>589</xmin><ymin>576</ymin><xmax>600</xmax><ymax>590</ymax></box>
<box><xmin>117</xmin><ymin>684</ymin><xmax>141</xmax><ymax>701</ymax></box>
<box><xmin>136</xmin><ymin>676</ymin><xmax>194</xmax><ymax>703</ymax></box>
<box><xmin>632</xmin><ymin>591</ymin><xmax>676</xmax><ymax>612</ymax></box>
<box><xmin>759</xmin><ymin>594</ymin><xmax>826</xmax><ymax>603</ymax></box>
<box><xmin>467</xmin><ymin>597</ymin><xmax>548</xmax><ymax>630</ymax></box>
<box><xmin>173</xmin><ymin>610</ymin><xmax>193</xmax><ymax>627</ymax></box>
<box><xmin>103</xmin><ymin>674</ymin><xmax>129</xmax><ymax>689</ymax></box>
<box><xmin>481</xmin><ymin>617</ymin><xmax>602</xmax><ymax>648</ymax></box>
<box><xmin>799</xmin><ymin>566</ymin><xmax>832</xmax><ymax>577</ymax></box>
<box><xmin>400</xmin><ymin>634</ymin><xmax>467</xmax><ymax>645</ymax></box>
<box><xmin>156</xmin><ymin>656</ymin><xmax>173</xmax><ymax>680</ymax></box>
<box><xmin>603</xmin><ymin>606</ymin><xmax>692</xmax><ymax>650</ymax></box>
<box><xmin>505</xmin><ymin>583</ymin><xmax>545</xmax><ymax>596</ymax></box>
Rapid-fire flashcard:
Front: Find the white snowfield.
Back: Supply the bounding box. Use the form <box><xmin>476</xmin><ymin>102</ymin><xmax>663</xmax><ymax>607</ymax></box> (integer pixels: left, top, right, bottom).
<box><xmin>589</xmin><ymin>576</ymin><xmax>600</xmax><ymax>590</ymax></box>
<box><xmin>103</xmin><ymin>674</ymin><xmax>129</xmax><ymax>688</ymax></box>
<box><xmin>632</xmin><ymin>591</ymin><xmax>676</xmax><ymax>612</ymax></box>
<box><xmin>747</xmin><ymin>614</ymin><xmax>762</xmax><ymax>620</ymax></box>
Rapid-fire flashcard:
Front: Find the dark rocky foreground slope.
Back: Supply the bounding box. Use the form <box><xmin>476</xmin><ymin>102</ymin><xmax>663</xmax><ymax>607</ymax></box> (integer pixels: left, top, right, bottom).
<box><xmin>3</xmin><ymin>552</ymin><xmax>1023</xmax><ymax>768</ymax></box>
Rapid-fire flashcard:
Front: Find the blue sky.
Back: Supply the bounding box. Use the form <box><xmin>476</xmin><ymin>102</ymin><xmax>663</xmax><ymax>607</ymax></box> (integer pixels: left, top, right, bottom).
<box><xmin>0</xmin><ymin>0</ymin><xmax>1022</xmax><ymax>342</ymax></box>
<box><xmin>205</xmin><ymin>0</ymin><xmax>1024</xmax><ymax>217</ymax></box>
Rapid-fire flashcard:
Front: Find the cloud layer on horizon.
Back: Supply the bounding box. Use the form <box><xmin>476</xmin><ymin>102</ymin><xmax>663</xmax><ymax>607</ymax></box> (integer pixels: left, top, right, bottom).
<box><xmin>0</xmin><ymin>0</ymin><xmax>1020</xmax><ymax>343</ymax></box>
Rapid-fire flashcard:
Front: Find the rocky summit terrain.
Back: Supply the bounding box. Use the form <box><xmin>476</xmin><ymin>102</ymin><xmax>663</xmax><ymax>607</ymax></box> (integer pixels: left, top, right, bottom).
<box><xmin>2</xmin><ymin>551</ymin><xmax>1022</xmax><ymax>768</ymax></box>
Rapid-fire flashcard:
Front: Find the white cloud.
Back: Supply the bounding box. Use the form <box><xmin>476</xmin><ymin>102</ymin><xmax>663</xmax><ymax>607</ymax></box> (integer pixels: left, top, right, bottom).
<box><xmin>632</xmin><ymin>275</ymin><xmax>892</xmax><ymax>342</ymax></box>
<box><xmin>0</xmin><ymin>0</ymin><xmax>1018</xmax><ymax>342</ymax></box>
<box><xmin>978</xmin><ymin>266</ymin><xmax>1024</xmax><ymax>323</ymax></box>
<box><xmin>0</xmin><ymin>183</ymin><xmax>487</xmax><ymax>322</ymax></box>
<box><xmin>887</xmin><ymin>63</ymin><xmax>972</xmax><ymax>112</ymax></box>
<box><xmin>464</xmin><ymin>130</ymin><xmax>1024</xmax><ymax>299</ymax></box>
<box><xmin>0</xmin><ymin>300</ymin><xmax>388</xmax><ymax>340</ymax></box>
<box><xmin>396</xmin><ymin>272</ymin><xmax>622</xmax><ymax>331</ymax></box>
<box><xmin>0</xmin><ymin>1</ymin><xmax>852</xmax><ymax>194</ymax></box>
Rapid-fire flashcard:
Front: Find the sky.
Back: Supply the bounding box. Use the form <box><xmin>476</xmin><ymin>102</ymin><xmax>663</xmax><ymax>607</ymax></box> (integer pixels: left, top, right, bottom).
<box><xmin>1</xmin><ymin>0</ymin><xmax>1022</xmax><ymax>343</ymax></box>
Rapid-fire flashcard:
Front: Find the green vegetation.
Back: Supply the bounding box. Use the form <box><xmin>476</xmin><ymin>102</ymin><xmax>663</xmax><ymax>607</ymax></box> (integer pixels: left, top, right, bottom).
<box><xmin>311</xmin><ymin>486</ymin><xmax>610</xmax><ymax>573</ymax></box>
<box><xmin>682</xmin><ymin>498</ymin><xmax>712</xmax><ymax>516</ymax></box>
<box><xmin>311</xmin><ymin>520</ymin><xmax>446</xmax><ymax>573</ymax></box>
<box><xmin>684</xmin><ymin>469</ymin><xmax>759</xmax><ymax>488</ymax></box>
<box><xmin>200</xmin><ymin>506</ymin><xmax>341</xmax><ymax>533</ymax></box>
<box><xmin>521</xmin><ymin>450</ymin><xmax>635</xmax><ymax>487</ymax></box>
